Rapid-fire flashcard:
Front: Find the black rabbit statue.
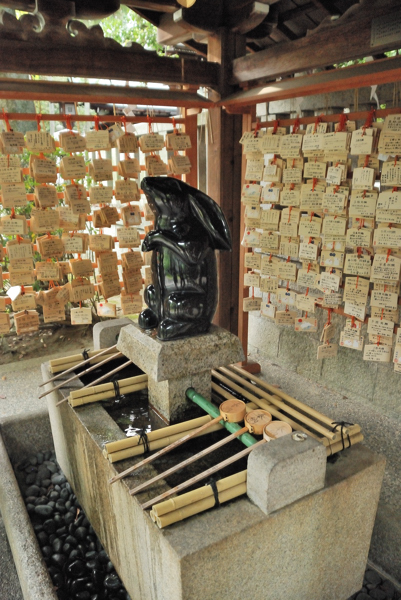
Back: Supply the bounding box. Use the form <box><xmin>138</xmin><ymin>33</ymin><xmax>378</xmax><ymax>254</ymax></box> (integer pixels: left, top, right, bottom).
<box><xmin>138</xmin><ymin>177</ymin><xmax>232</xmax><ymax>341</ymax></box>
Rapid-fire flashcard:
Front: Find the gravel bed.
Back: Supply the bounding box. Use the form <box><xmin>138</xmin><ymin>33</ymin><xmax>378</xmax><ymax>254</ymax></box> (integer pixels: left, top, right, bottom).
<box><xmin>348</xmin><ymin>571</ymin><xmax>401</xmax><ymax>600</ymax></box>
<box><xmin>16</xmin><ymin>450</ymin><xmax>131</xmax><ymax>600</ymax></box>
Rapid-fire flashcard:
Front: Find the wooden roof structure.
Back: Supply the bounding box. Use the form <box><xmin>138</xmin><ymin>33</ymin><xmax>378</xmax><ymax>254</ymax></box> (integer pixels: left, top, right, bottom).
<box><xmin>0</xmin><ymin>0</ymin><xmax>401</xmax><ymax>348</ymax></box>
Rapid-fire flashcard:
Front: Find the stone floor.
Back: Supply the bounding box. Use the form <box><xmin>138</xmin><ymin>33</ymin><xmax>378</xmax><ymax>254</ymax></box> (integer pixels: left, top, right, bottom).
<box><xmin>0</xmin><ymin>350</ymin><xmax>400</xmax><ymax>600</ymax></box>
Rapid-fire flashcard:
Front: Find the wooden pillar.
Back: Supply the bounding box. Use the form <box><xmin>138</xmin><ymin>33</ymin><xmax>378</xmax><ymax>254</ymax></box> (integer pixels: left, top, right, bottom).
<box><xmin>237</xmin><ymin>108</ymin><xmax>260</xmax><ymax>373</ymax></box>
<box><xmin>207</xmin><ymin>29</ymin><xmax>245</xmax><ymax>336</ymax></box>
<box><xmin>183</xmin><ymin>108</ymin><xmax>198</xmax><ymax>188</ymax></box>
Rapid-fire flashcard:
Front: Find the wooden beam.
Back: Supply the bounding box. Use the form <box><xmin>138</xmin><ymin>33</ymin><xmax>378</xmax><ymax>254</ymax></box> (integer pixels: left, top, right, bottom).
<box><xmin>231</xmin><ymin>0</ymin><xmax>401</xmax><ymax>84</ymax></box>
<box><xmin>227</xmin><ymin>2</ymin><xmax>270</xmax><ymax>35</ymax></box>
<box><xmin>0</xmin><ymin>39</ymin><xmax>219</xmax><ymax>88</ymax></box>
<box><xmin>0</xmin><ymin>77</ymin><xmax>212</xmax><ymax>108</ymax></box>
<box><xmin>122</xmin><ymin>0</ymin><xmax>176</xmax><ymax>12</ymax></box>
<box><xmin>222</xmin><ymin>55</ymin><xmax>401</xmax><ymax>107</ymax></box>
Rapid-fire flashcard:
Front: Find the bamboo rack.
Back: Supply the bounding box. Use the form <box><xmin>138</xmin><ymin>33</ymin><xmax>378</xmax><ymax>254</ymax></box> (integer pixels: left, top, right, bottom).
<box><xmin>212</xmin><ymin>366</ymin><xmax>363</xmax><ymax>456</ymax></box>
<box><xmin>49</xmin><ymin>347</ymin><xmax>118</xmax><ymax>374</ymax></box>
<box><xmin>68</xmin><ymin>374</ymin><xmax>148</xmax><ymax>407</ymax></box>
<box><xmin>150</xmin><ymin>471</ymin><xmax>248</xmax><ymax>528</ymax></box>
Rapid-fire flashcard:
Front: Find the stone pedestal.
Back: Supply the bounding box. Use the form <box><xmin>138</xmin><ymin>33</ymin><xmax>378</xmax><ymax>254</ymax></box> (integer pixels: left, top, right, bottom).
<box><xmin>117</xmin><ymin>324</ymin><xmax>245</xmax><ymax>421</ymax></box>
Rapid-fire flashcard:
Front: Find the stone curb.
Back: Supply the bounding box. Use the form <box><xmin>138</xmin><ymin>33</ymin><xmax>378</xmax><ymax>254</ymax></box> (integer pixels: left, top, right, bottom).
<box><xmin>0</xmin><ymin>420</ymin><xmax>57</xmax><ymax>600</ymax></box>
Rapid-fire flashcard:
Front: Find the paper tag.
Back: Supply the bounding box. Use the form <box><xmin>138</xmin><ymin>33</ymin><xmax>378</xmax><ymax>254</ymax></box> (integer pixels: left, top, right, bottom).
<box><xmin>166</xmin><ymin>132</ymin><xmax>192</xmax><ymax>151</ymax></box>
<box><xmin>56</xmin><ymin>284</ymin><xmax>70</xmax><ymax>304</ymax></box>
<box><xmin>1</xmin><ymin>182</ymin><xmax>27</xmax><ymax>208</ymax></box>
<box><xmin>319</xmin><ymin>272</ymin><xmax>341</xmax><ymax>292</ymax></box>
<box><xmin>59</xmin><ymin>131</ymin><xmax>86</xmax><ymax>153</ymax></box>
<box><xmin>115</xmin><ymin>179</ymin><xmax>140</xmax><ymax>202</ymax></box>
<box><xmin>275</xmin><ymin>310</ymin><xmax>297</xmax><ymax>325</ymax></box>
<box><xmin>279</xmin><ymin>134</ymin><xmax>302</xmax><ymax>158</ymax></box>
<box><xmin>296</xmin><ymin>294</ymin><xmax>316</xmax><ymax>312</ymax></box>
<box><xmin>363</xmin><ymin>343</ymin><xmax>391</xmax><ymax>362</ymax></box>
<box><xmin>367</xmin><ymin>317</ymin><xmax>395</xmax><ymax>336</ymax></box>
<box><xmin>11</xmin><ymin>293</ymin><xmax>36</xmax><ymax>311</ymax></box>
<box><xmin>280</xmin><ymin>188</ymin><xmax>300</xmax><ymax>207</ymax></box>
<box><xmin>260</xmin><ymin>231</ymin><xmax>280</xmax><ymax>251</ymax></box>
<box><xmin>322</xmin><ymin>323</ymin><xmax>335</xmax><ymax>342</ymax></box>
<box><xmin>370</xmin><ymin>290</ymin><xmax>398</xmax><ymax>310</ymax></box>
<box><xmin>30</xmin><ymin>156</ymin><xmax>57</xmax><ymax>183</ymax></box>
<box><xmin>71</xmin><ymin>307</ymin><xmax>92</xmax><ymax>325</ymax></box>
<box><xmin>371</xmin><ymin>253</ymin><xmax>401</xmax><ymax>281</ymax></box>
<box><xmin>352</xmin><ymin>167</ymin><xmax>375</xmax><ymax>190</ymax></box>
<box><xmin>295</xmin><ymin>317</ymin><xmax>318</xmax><ymax>332</ymax></box>
<box><xmin>120</xmin><ymin>292</ymin><xmax>142</xmax><ymax>315</ymax></box>
<box><xmin>43</xmin><ymin>302</ymin><xmax>66</xmax><ymax>324</ymax></box>
<box><xmin>25</xmin><ymin>131</ymin><xmax>55</xmax><ymax>153</ymax></box>
<box><xmin>69</xmin><ymin>259</ymin><xmax>93</xmax><ymax>278</ymax></box>
<box><xmin>1</xmin><ymin>214</ymin><xmax>27</xmax><ymax>235</ymax></box>
<box><xmin>0</xmin><ymin>130</ymin><xmax>25</xmax><ymax>154</ymax></box>
<box><xmin>243</xmin><ymin>297</ymin><xmax>262</xmax><ymax>312</ymax></box>
<box><xmin>344</xmin><ymin>301</ymin><xmax>366</xmax><ymax>321</ymax></box>
<box><xmin>89</xmin><ymin>185</ymin><xmax>113</xmax><ymax>204</ymax></box>
<box><xmin>344</xmin><ymin>254</ymin><xmax>371</xmax><ymax>278</ymax></box>
<box><xmin>245</xmin><ymin>158</ymin><xmax>264</xmax><ymax>181</ymax></box>
<box><xmin>298</xmin><ymin>242</ymin><xmax>318</xmax><ymax>261</ymax></box>
<box><xmin>59</xmin><ymin>155</ymin><xmax>86</xmax><ymax>180</ymax></box>
<box><xmin>121</xmin><ymin>251</ymin><xmax>143</xmax><ymax>270</ymax></box>
<box><xmin>343</xmin><ymin>276</ymin><xmax>369</xmax><ymax>304</ymax></box>
<box><xmin>304</xmin><ymin>161</ymin><xmax>327</xmax><ymax>179</ymax></box>
<box><xmin>340</xmin><ymin>331</ymin><xmax>364</xmax><ymax>351</ymax></box>
<box><xmin>381</xmin><ymin>161</ymin><xmax>401</xmax><ymax>187</ymax></box>
<box><xmin>117</xmin><ymin>227</ymin><xmax>141</xmax><ymax>249</ymax></box>
<box><xmin>0</xmin><ymin>312</ymin><xmax>11</xmax><ymax>333</ymax></box>
<box><xmin>320</xmin><ymin>250</ymin><xmax>345</xmax><ymax>268</ymax></box>
<box><xmin>34</xmin><ymin>185</ymin><xmax>58</xmax><ymax>209</ymax></box>
<box><xmin>373</xmin><ymin>227</ymin><xmax>401</xmax><ymax>249</ymax></box>
<box><xmin>85</xmin><ymin>130</ymin><xmax>111</xmax><ymax>151</ymax></box>
<box><xmin>116</xmin><ymin>133</ymin><xmax>138</xmax><ymax>154</ymax></box>
<box><xmin>96</xmin><ymin>302</ymin><xmax>117</xmax><ymax>318</ymax></box>
<box><xmin>14</xmin><ymin>309</ymin><xmax>39</xmax><ymax>334</ymax></box>
<box><xmin>317</xmin><ymin>343</ymin><xmax>338</xmax><ymax>359</ymax></box>
<box><xmin>277</xmin><ymin>261</ymin><xmax>297</xmax><ymax>282</ymax></box>
<box><xmin>371</xmin><ymin>305</ymin><xmax>399</xmax><ymax>323</ymax></box>
<box><xmin>88</xmin><ymin>158</ymin><xmax>113</xmax><ymax>181</ymax></box>
<box><xmin>346</xmin><ymin>228</ymin><xmax>372</xmax><ymax>248</ymax></box>
<box><xmin>244</xmin><ymin>253</ymin><xmax>261</xmax><ymax>270</ymax></box>
<box><xmin>6</xmin><ymin>239</ymin><xmax>33</xmax><ymax>260</ymax></box>
<box><xmin>277</xmin><ymin>288</ymin><xmax>297</xmax><ymax>306</ymax></box>
<box><xmin>62</xmin><ymin>233</ymin><xmax>84</xmax><ymax>254</ymax></box>
<box><xmin>88</xmin><ymin>234</ymin><xmax>113</xmax><ymax>253</ymax></box>
<box><xmin>36</xmin><ymin>262</ymin><xmax>61</xmax><ymax>281</ymax></box>
<box><xmin>322</xmin><ymin>216</ymin><xmax>347</xmax><ymax>237</ymax></box>
<box><xmin>139</xmin><ymin>133</ymin><xmax>165</xmax><ymax>152</ymax></box>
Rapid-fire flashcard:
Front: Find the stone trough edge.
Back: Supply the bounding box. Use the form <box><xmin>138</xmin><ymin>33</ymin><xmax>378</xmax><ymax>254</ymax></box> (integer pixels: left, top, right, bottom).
<box><xmin>0</xmin><ymin>420</ymin><xmax>57</xmax><ymax>600</ymax></box>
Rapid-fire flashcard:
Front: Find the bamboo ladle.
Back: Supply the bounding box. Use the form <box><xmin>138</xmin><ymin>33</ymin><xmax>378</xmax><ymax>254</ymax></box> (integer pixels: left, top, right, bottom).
<box><xmin>39</xmin><ymin>352</ymin><xmax>122</xmax><ymax>400</ymax></box>
<box><xmin>129</xmin><ymin>405</ymin><xmax>272</xmax><ymax>496</ymax></box>
<box><xmin>141</xmin><ymin>419</ymin><xmax>293</xmax><ymax>511</ymax></box>
<box><xmin>40</xmin><ymin>345</ymin><xmax>118</xmax><ymax>387</ymax></box>
<box><xmin>109</xmin><ymin>398</ymin><xmax>249</xmax><ymax>485</ymax></box>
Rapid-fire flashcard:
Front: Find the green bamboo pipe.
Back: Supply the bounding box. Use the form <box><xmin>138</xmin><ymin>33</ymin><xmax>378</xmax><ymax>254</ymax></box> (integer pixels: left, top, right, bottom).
<box><xmin>186</xmin><ymin>388</ymin><xmax>258</xmax><ymax>448</ymax></box>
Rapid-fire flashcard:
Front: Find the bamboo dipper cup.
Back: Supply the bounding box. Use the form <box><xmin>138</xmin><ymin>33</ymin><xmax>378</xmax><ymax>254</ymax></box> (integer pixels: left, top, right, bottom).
<box><xmin>109</xmin><ymin>398</ymin><xmax>247</xmax><ymax>484</ymax></box>
<box><xmin>244</xmin><ymin>409</ymin><xmax>272</xmax><ymax>435</ymax></box>
<box><xmin>263</xmin><ymin>420</ymin><xmax>293</xmax><ymax>441</ymax></box>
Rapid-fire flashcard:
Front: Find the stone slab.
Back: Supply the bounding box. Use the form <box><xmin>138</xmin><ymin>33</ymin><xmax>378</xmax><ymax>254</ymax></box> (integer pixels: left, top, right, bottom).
<box><xmin>93</xmin><ymin>317</ymin><xmax>132</xmax><ymax>350</ymax></box>
<box><xmin>44</xmin><ymin>360</ymin><xmax>386</xmax><ymax>600</ymax></box>
<box><xmin>117</xmin><ymin>323</ymin><xmax>245</xmax><ymax>382</ymax></box>
<box><xmin>247</xmin><ymin>433</ymin><xmax>326</xmax><ymax>515</ymax></box>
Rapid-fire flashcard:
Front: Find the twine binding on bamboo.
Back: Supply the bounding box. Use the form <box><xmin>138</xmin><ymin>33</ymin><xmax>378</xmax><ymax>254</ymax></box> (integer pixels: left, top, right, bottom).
<box><xmin>331</xmin><ymin>421</ymin><xmax>353</xmax><ymax>451</ymax></box>
<box><xmin>112</xmin><ymin>379</ymin><xmax>121</xmax><ymax>400</ymax></box>
<box><xmin>82</xmin><ymin>348</ymin><xmax>90</xmax><ymax>361</ymax></box>
<box><xmin>206</xmin><ymin>477</ymin><xmax>220</xmax><ymax>508</ymax></box>
<box><xmin>138</xmin><ymin>429</ymin><xmax>150</xmax><ymax>454</ymax></box>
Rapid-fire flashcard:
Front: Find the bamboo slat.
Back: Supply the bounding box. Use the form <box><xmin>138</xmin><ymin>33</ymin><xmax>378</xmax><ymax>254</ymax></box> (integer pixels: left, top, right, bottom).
<box><xmin>40</xmin><ymin>345</ymin><xmax>117</xmax><ymax>386</ymax></box>
<box><xmin>152</xmin><ymin>470</ymin><xmax>247</xmax><ymax>518</ymax></box>
<box><xmin>153</xmin><ymin>482</ymin><xmax>247</xmax><ymax>528</ymax></box>
<box><xmin>107</xmin><ymin>424</ymin><xmax>224</xmax><ymax>464</ymax></box>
